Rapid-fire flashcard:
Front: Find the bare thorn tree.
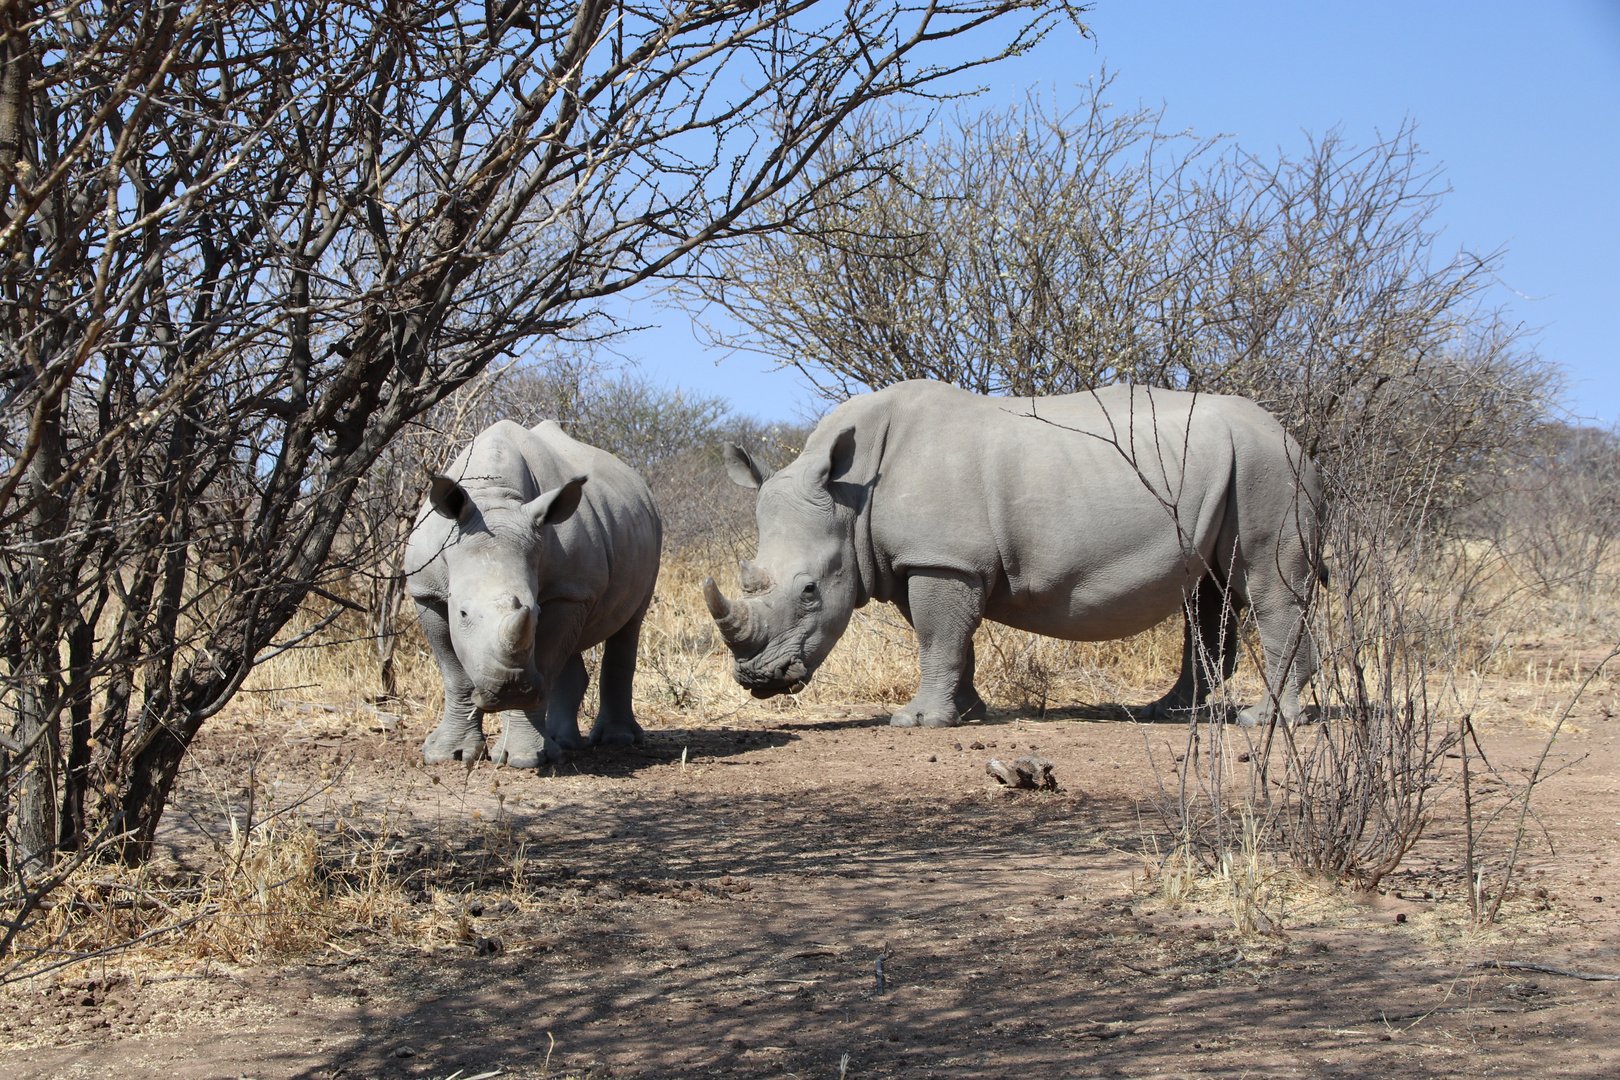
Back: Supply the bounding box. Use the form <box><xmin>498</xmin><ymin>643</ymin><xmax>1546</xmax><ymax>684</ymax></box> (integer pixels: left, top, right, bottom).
<box><xmin>0</xmin><ymin>0</ymin><xmax>1081</xmax><ymax>947</ymax></box>
<box><xmin>685</xmin><ymin>74</ymin><xmax>1570</xmax><ymax>896</ymax></box>
<box><xmin>687</xmin><ymin>75</ymin><xmax>1555</xmax><ymax>514</ymax></box>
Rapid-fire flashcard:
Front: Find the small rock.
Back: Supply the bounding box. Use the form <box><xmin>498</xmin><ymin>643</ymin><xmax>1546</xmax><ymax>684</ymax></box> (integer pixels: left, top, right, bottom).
<box><xmin>986</xmin><ymin>755</ymin><xmax>1058</xmax><ymax>791</ymax></box>
<box><xmin>969</xmin><ymin>741</ymin><xmax>985</xmax><ymax>751</ymax></box>
<box><xmin>928</xmin><ymin>754</ymin><xmax>937</xmax><ymax>762</ymax></box>
<box><xmin>394</xmin><ymin>1046</ymin><xmax>416</xmax><ymax>1059</ymax></box>
<box><xmin>473</xmin><ymin>936</ymin><xmax>503</xmax><ymax>957</ymax></box>
<box><xmin>1394</xmin><ymin>912</ymin><xmax>1407</xmax><ymax>924</ymax></box>
<box><xmin>953</xmin><ymin>742</ymin><xmax>963</xmax><ymax>751</ymax></box>
<box><xmin>1237</xmin><ymin>752</ymin><xmax>1251</xmax><ymax>763</ymax></box>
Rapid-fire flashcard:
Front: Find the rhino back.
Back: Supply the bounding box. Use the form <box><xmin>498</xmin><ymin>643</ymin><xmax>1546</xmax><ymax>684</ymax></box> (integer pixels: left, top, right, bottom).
<box><xmin>517</xmin><ymin>420</ymin><xmax>662</xmax><ymax>644</ymax></box>
<box><xmin>840</xmin><ymin>382</ymin><xmax>1302</xmax><ymax>640</ymax></box>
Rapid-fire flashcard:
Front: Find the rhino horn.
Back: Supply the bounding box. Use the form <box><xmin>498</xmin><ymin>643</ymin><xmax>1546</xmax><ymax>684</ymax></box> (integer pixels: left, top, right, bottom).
<box><xmin>703</xmin><ymin>577</ymin><xmax>753</xmax><ymax>646</ymax></box>
<box><xmin>739</xmin><ymin>558</ymin><xmax>770</xmax><ymax>593</ymax></box>
<box><xmin>499</xmin><ymin>603</ymin><xmax>536</xmax><ymax>654</ymax></box>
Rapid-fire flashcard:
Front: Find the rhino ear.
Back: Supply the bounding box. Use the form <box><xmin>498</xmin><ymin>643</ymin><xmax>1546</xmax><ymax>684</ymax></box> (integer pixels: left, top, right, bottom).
<box><xmin>429</xmin><ymin>474</ymin><xmax>472</xmax><ymax>522</ymax></box>
<box><xmin>805</xmin><ymin>425</ymin><xmax>858</xmax><ymax>490</ymax></box>
<box><xmin>524</xmin><ymin>475</ymin><xmax>587</xmax><ymax>528</ymax></box>
<box><xmin>723</xmin><ymin>443</ymin><xmax>770</xmax><ymax>490</ymax></box>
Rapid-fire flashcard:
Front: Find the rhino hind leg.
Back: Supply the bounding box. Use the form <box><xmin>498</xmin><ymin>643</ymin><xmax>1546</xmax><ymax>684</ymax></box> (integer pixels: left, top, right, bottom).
<box><xmin>953</xmin><ymin>641</ymin><xmax>989</xmax><ymax>722</ymax></box>
<box><xmin>892</xmin><ymin>569</ymin><xmax>984</xmax><ymax>729</ymax></box>
<box><xmin>1137</xmin><ymin>574</ymin><xmax>1241</xmax><ymax>722</ymax></box>
<box><xmin>1236</xmin><ymin>582</ymin><xmax>1317</xmax><ymax>730</ymax></box>
<box><xmin>591</xmin><ymin>607</ymin><xmax>647</xmax><ymax>747</ymax></box>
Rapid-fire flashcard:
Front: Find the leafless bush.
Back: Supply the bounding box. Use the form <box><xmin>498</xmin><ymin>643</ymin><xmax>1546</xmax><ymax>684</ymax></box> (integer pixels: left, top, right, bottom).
<box><xmin>690</xmin><ymin>76</ymin><xmax>1556</xmax><ymax>522</ymax></box>
<box><xmin>1467</xmin><ymin>422</ymin><xmax>1620</xmax><ymax>621</ymax></box>
<box><xmin>684</xmin><ymin>76</ymin><xmax>1600</xmax><ymax>903</ymax></box>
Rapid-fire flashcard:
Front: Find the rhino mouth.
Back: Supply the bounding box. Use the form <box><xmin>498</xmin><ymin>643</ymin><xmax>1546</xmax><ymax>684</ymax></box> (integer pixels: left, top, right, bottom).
<box><xmin>749</xmin><ymin>679</ymin><xmax>808</xmax><ymax>699</ymax></box>
<box><xmin>736</xmin><ymin>658</ymin><xmax>810</xmax><ymax>698</ymax></box>
<box><xmin>470</xmin><ymin>668</ymin><xmax>543</xmax><ymax>712</ymax></box>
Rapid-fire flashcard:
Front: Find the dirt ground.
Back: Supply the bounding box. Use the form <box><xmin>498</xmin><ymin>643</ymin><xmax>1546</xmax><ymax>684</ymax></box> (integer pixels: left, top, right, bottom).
<box><xmin>4</xmin><ymin>667</ymin><xmax>1620</xmax><ymax>1080</ymax></box>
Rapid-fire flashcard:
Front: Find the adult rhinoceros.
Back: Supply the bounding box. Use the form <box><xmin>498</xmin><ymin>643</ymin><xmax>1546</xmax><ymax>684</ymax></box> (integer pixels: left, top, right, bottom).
<box><xmin>406</xmin><ymin>420</ymin><xmax>661</xmax><ymax>767</ymax></box>
<box><xmin>704</xmin><ymin>380</ymin><xmax>1323</xmax><ymax>727</ymax></box>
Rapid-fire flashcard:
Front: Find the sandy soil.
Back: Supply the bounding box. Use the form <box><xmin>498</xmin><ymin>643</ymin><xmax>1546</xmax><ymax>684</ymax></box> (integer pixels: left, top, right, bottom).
<box><xmin>4</xmin><ymin>672</ymin><xmax>1620</xmax><ymax>1080</ymax></box>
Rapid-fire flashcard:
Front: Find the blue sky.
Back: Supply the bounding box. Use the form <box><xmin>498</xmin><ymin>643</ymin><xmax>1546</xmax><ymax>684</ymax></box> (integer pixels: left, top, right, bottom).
<box><xmin>603</xmin><ymin>1</ymin><xmax>1620</xmax><ymax>425</ymax></box>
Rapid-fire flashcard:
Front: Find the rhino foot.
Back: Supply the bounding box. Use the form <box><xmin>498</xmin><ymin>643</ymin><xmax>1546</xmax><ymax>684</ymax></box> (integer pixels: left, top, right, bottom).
<box><xmin>1237</xmin><ymin>703</ymin><xmax>1313</xmax><ymax>728</ymax></box>
<box><xmin>424</xmin><ymin>722</ymin><xmax>486</xmax><ymax>764</ymax></box>
<box><xmin>590</xmin><ymin>715</ymin><xmax>645</xmax><ymax>747</ymax></box>
<box><xmin>489</xmin><ymin>735</ymin><xmax>563</xmax><ymax>769</ymax></box>
<box><xmin>891</xmin><ymin>701</ymin><xmax>960</xmax><ymax>728</ymax></box>
<box><xmin>547</xmin><ymin>728</ymin><xmax>590</xmax><ymax>752</ymax></box>
<box><xmin>421</xmin><ymin>738</ymin><xmax>482</xmax><ymax>764</ymax></box>
<box><xmin>1132</xmin><ymin>700</ymin><xmax>1189</xmax><ymax>722</ymax></box>
<box><xmin>955</xmin><ymin>689</ymin><xmax>989</xmax><ymax>723</ymax></box>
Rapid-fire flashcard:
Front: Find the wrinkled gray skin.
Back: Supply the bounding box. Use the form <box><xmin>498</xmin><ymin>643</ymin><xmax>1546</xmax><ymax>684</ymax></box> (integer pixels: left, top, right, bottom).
<box><xmin>705</xmin><ymin>380</ymin><xmax>1323</xmax><ymax>728</ymax></box>
<box><xmin>406</xmin><ymin>420</ymin><xmax>661</xmax><ymax>767</ymax></box>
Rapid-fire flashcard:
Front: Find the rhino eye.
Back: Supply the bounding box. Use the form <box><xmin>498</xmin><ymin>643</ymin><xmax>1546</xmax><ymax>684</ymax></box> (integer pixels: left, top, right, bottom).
<box><xmin>801</xmin><ymin>582</ymin><xmax>817</xmax><ymax>599</ymax></box>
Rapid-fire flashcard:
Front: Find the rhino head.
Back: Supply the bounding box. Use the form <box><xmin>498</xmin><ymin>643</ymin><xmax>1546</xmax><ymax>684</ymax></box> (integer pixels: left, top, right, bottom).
<box><xmin>427</xmin><ymin>470</ymin><xmax>587</xmax><ymax>712</ymax></box>
<box><xmin>703</xmin><ymin>426</ymin><xmax>862</xmax><ymax>698</ymax></box>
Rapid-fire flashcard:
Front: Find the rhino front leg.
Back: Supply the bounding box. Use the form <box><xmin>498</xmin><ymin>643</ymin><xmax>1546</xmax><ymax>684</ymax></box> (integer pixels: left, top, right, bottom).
<box><xmin>416</xmin><ymin>599</ymin><xmax>488</xmax><ymax>764</ymax></box>
<box><xmin>591</xmin><ymin>604</ymin><xmax>648</xmax><ymax>747</ymax></box>
<box><xmin>892</xmin><ymin>569</ymin><xmax>984</xmax><ymax>729</ymax></box>
<box><xmin>490</xmin><ymin>650</ymin><xmax>591</xmax><ymax>767</ymax></box>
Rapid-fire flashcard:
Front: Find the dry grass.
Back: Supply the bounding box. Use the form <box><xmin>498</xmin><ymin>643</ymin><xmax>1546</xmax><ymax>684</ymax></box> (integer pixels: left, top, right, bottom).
<box><xmin>5</xmin><ymin>755</ymin><xmax>556</xmax><ymax>985</ymax></box>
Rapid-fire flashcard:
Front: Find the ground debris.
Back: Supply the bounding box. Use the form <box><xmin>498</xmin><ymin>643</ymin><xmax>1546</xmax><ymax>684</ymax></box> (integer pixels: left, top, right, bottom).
<box><xmin>1469</xmin><ymin>959</ymin><xmax>1620</xmax><ymax>982</ymax></box>
<box><xmin>987</xmin><ymin>755</ymin><xmax>1058</xmax><ymax>791</ymax></box>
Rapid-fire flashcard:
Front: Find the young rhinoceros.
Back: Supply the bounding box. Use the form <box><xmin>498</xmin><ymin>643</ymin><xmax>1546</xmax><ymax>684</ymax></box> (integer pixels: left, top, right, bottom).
<box><xmin>406</xmin><ymin>419</ymin><xmax>661</xmax><ymax>767</ymax></box>
<box><xmin>704</xmin><ymin>380</ymin><xmax>1324</xmax><ymax>728</ymax></box>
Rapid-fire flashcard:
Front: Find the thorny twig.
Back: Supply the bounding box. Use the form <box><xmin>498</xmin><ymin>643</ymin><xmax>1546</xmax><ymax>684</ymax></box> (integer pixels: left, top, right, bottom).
<box><xmin>1484</xmin><ymin>643</ymin><xmax>1620</xmax><ymax>923</ymax></box>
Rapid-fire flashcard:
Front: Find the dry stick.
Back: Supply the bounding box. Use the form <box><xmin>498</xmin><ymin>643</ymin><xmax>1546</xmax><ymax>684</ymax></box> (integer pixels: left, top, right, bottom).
<box><xmin>1461</xmin><ymin>712</ymin><xmax>1478</xmax><ymax>920</ymax></box>
<box><xmin>1484</xmin><ymin>642</ymin><xmax>1620</xmax><ymax>925</ymax></box>
<box><xmin>1467</xmin><ymin>959</ymin><xmax>1620</xmax><ymax>982</ymax></box>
